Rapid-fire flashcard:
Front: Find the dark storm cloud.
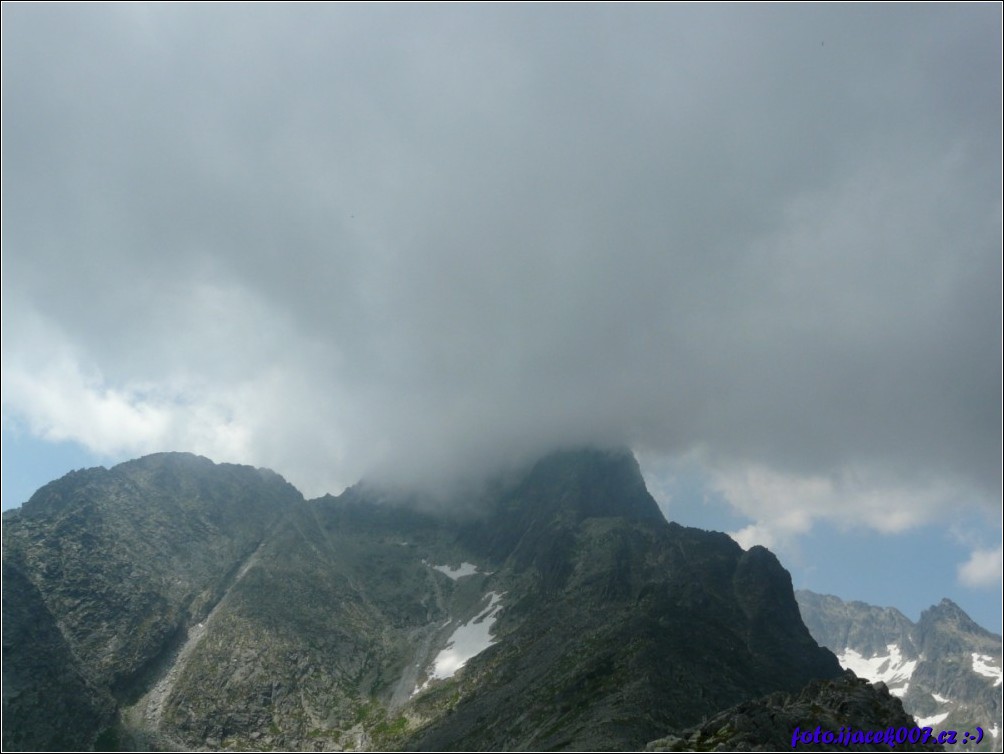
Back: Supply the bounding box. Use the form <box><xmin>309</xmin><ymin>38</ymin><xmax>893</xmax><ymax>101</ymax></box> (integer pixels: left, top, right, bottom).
<box><xmin>2</xmin><ymin>5</ymin><xmax>1000</xmax><ymax>502</ymax></box>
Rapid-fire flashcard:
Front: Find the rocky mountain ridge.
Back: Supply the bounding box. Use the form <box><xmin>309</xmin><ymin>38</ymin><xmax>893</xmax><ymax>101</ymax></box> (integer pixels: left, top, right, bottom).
<box><xmin>796</xmin><ymin>590</ymin><xmax>1003</xmax><ymax>752</ymax></box>
<box><xmin>3</xmin><ymin>448</ymin><xmax>913</xmax><ymax>751</ymax></box>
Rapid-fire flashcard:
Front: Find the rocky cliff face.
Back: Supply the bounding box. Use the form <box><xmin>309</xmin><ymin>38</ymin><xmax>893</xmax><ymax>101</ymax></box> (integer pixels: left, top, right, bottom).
<box><xmin>797</xmin><ymin>590</ymin><xmax>1003</xmax><ymax>752</ymax></box>
<box><xmin>2</xmin><ymin>453</ymin><xmax>302</xmax><ymax>750</ymax></box>
<box><xmin>5</xmin><ymin>448</ymin><xmax>906</xmax><ymax>752</ymax></box>
<box><xmin>2</xmin><ymin>553</ymin><xmax>116</xmax><ymax>751</ymax></box>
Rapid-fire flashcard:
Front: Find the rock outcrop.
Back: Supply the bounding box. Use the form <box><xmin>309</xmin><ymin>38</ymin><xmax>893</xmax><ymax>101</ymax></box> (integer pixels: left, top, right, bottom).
<box><xmin>646</xmin><ymin>671</ymin><xmax>943</xmax><ymax>752</ymax></box>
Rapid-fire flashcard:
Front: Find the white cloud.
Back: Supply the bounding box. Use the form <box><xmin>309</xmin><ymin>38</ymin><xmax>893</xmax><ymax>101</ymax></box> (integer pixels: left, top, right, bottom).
<box><xmin>3</xmin><ymin>359</ymin><xmax>171</xmax><ymax>456</ymax></box>
<box><xmin>958</xmin><ymin>545</ymin><xmax>1003</xmax><ymax>588</ymax></box>
<box><xmin>729</xmin><ymin>523</ymin><xmax>779</xmax><ymax>552</ymax></box>
<box><xmin>711</xmin><ymin>461</ymin><xmax>977</xmax><ymax>551</ymax></box>
<box><xmin>0</xmin><ymin>300</ymin><xmax>356</xmax><ymax>496</ymax></box>
<box><xmin>1</xmin><ymin>341</ymin><xmax>252</xmax><ymax>465</ymax></box>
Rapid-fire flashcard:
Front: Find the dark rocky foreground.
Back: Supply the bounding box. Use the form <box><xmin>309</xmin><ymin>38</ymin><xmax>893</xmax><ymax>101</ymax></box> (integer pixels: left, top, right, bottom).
<box><xmin>646</xmin><ymin>671</ymin><xmax>943</xmax><ymax>752</ymax></box>
<box><xmin>3</xmin><ymin>448</ymin><xmax>921</xmax><ymax>751</ymax></box>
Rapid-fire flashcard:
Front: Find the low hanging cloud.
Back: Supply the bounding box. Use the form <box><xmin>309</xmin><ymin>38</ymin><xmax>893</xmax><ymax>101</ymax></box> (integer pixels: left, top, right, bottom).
<box><xmin>2</xmin><ymin>2</ymin><xmax>1000</xmax><ymax>536</ymax></box>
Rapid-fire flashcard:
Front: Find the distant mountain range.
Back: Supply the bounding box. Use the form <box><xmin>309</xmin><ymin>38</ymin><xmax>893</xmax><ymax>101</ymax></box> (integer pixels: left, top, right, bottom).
<box><xmin>1</xmin><ymin>448</ymin><xmax>944</xmax><ymax>751</ymax></box>
<box><xmin>797</xmin><ymin>590</ymin><xmax>1003</xmax><ymax>752</ymax></box>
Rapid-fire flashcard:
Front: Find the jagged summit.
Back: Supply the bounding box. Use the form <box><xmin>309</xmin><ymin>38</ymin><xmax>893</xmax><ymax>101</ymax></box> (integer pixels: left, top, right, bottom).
<box><xmin>920</xmin><ymin>598</ymin><xmax>998</xmax><ymax>639</ymax></box>
<box><xmin>795</xmin><ymin>589</ymin><xmax>917</xmax><ymax>659</ymax></box>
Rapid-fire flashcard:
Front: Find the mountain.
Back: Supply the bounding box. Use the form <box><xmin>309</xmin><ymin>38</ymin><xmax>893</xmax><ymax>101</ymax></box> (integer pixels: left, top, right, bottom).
<box><xmin>4</xmin><ymin>448</ymin><xmax>912</xmax><ymax>751</ymax></box>
<box><xmin>797</xmin><ymin>590</ymin><xmax>1003</xmax><ymax>752</ymax></box>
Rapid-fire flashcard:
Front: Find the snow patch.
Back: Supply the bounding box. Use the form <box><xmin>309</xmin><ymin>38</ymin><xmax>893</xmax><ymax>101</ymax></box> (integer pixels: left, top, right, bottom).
<box><xmin>837</xmin><ymin>644</ymin><xmax>916</xmax><ymax>695</ymax></box>
<box><xmin>426</xmin><ymin>561</ymin><xmax>480</xmax><ymax>580</ymax></box>
<box><xmin>418</xmin><ymin>592</ymin><xmax>504</xmax><ymax>690</ymax></box>
<box><xmin>990</xmin><ymin>724</ymin><xmax>999</xmax><ymax>740</ymax></box>
<box><xmin>931</xmin><ymin>692</ymin><xmax>950</xmax><ymax>704</ymax></box>
<box><xmin>971</xmin><ymin>653</ymin><xmax>1003</xmax><ymax>687</ymax></box>
<box><xmin>917</xmin><ymin>712</ymin><xmax>949</xmax><ymax>728</ymax></box>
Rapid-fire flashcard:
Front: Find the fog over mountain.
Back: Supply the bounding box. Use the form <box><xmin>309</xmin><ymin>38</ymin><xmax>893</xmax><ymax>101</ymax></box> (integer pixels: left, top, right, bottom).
<box><xmin>2</xmin><ymin>6</ymin><xmax>1000</xmax><ymax>602</ymax></box>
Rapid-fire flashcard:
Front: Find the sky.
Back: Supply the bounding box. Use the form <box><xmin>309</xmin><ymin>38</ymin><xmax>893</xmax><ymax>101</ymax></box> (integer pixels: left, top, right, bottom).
<box><xmin>2</xmin><ymin>5</ymin><xmax>1001</xmax><ymax>631</ymax></box>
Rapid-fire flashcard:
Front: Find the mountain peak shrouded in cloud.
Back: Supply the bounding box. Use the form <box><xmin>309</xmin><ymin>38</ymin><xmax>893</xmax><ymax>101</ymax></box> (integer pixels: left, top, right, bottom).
<box><xmin>3</xmin><ymin>444</ymin><xmax>848</xmax><ymax>750</ymax></box>
<box><xmin>1</xmin><ymin>5</ymin><xmax>1000</xmax><ymax>619</ymax></box>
